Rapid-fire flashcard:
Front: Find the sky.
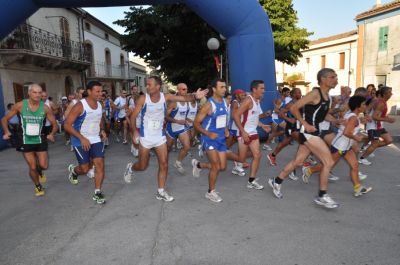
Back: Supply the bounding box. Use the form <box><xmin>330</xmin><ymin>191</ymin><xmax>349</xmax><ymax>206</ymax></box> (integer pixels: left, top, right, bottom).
<box><xmin>83</xmin><ymin>0</ymin><xmax>394</xmax><ymax>40</ymax></box>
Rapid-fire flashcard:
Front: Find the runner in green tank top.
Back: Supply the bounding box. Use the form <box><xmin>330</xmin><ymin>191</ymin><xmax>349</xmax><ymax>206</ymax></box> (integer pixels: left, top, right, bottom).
<box><xmin>1</xmin><ymin>84</ymin><xmax>57</xmax><ymax>197</ymax></box>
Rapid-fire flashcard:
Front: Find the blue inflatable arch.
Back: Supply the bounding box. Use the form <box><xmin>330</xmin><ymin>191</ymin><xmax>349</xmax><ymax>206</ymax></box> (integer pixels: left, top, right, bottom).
<box><xmin>0</xmin><ymin>0</ymin><xmax>277</xmax><ymax>148</ymax></box>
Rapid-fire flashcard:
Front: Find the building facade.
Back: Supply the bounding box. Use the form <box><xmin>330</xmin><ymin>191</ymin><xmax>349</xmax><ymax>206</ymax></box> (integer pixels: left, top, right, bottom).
<box><xmin>275</xmin><ymin>30</ymin><xmax>358</xmax><ymax>96</ymax></box>
<box><xmin>81</xmin><ymin>10</ymin><xmax>132</xmax><ymax>99</ymax></box>
<box><xmin>356</xmin><ymin>0</ymin><xmax>400</xmax><ymax>113</ymax></box>
<box><xmin>0</xmin><ymin>8</ymin><xmax>89</xmax><ymax>105</ymax></box>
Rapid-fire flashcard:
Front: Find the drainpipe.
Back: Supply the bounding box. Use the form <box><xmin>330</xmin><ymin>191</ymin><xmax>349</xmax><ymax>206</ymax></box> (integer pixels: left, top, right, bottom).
<box><xmin>348</xmin><ymin>42</ymin><xmax>352</xmax><ymax>87</ymax></box>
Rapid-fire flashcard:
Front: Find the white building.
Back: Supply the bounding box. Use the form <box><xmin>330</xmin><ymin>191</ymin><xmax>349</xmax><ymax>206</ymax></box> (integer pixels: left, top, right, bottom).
<box><xmin>81</xmin><ymin>10</ymin><xmax>131</xmax><ymax>99</ymax></box>
<box><xmin>275</xmin><ymin>30</ymin><xmax>358</xmax><ymax>96</ymax></box>
<box><xmin>0</xmin><ymin>8</ymin><xmax>89</xmax><ymax>104</ymax></box>
<box><xmin>355</xmin><ymin>0</ymin><xmax>400</xmax><ymax>113</ymax></box>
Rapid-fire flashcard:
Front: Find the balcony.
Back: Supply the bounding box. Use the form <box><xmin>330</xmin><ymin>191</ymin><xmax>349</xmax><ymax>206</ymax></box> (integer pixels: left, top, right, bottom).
<box><xmin>87</xmin><ymin>62</ymin><xmax>131</xmax><ymax>80</ymax></box>
<box><xmin>0</xmin><ymin>24</ymin><xmax>90</xmax><ymax>70</ymax></box>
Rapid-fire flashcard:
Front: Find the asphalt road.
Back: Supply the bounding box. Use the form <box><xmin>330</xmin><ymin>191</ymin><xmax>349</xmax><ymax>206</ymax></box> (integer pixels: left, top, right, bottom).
<box><xmin>0</xmin><ymin>137</ymin><xmax>399</xmax><ymax>265</ymax></box>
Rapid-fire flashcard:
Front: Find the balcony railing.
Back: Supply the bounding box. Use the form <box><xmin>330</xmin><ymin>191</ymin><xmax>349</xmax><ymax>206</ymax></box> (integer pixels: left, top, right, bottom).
<box><xmin>89</xmin><ymin>62</ymin><xmax>129</xmax><ymax>79</ymax></box>
<box><xmin>0</xmin><ymin>23</ymin><xmax>90</xmax><ymax>63</ymax></box>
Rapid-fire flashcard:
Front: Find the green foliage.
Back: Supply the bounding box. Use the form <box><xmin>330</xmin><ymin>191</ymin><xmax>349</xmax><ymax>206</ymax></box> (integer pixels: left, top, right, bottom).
<box><xmin>114</xmin><ymin>5</ymin><xmax>222</xmax><ymax>89</ymax></box>
<box><xmin>114</xmin><ymin>1</ymin><xmax>312</xmax><ymax>87</ymax></box>
<box><xmin>259</xmin><ymin>0</ymin><xmax>312</xmax><ymax>65</ymax></box>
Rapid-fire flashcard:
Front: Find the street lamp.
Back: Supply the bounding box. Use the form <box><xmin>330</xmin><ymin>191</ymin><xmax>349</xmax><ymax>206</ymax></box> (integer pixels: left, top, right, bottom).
<box><xmin>207</xmin><ymin>37</ymin><xmax>223</xmax><ymax>79</ymax></box>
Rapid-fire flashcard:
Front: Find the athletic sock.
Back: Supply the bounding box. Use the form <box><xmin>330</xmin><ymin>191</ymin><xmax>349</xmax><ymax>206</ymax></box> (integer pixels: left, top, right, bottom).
<box><xmin>271</xmin><ymin>153</ymin><xmax>276</xmax><ymax>157</ymax></box>
<box><xmin>95</xmin><ymin>189</ymin><xmax>101</xmax><ymax>194</ymax></box>
<box><xmin>318</xmin><ymin>190</ymin><xmax>327</xmax><ymax>197</ymax></box>
<box><xmin>274</xmin><ymin>177</ymin><xmax>283</xmax><ymax>184</ymax></box>
<box><xmin>360</xmin><ymin>156</ymin><xmax>365</xmax><ymax>159</ymax></box>
<box><xmin>35</xmin><ymin>183</ymin><xmax>43</xmax><ymax>190</ymax></box>
<box><xmin>158</xmin><ymin>188</ymin><xmax>164</xmax><ymax>194</ymax></box>
<box><xmin>248</xmin><ymin>177</ymin><xmax>255</xmax><ymax>183</ymax></box>
<box><xmin>196</xmin><ymin>162</ymin><xmax>201</xmax><ymax>169</ymax></box>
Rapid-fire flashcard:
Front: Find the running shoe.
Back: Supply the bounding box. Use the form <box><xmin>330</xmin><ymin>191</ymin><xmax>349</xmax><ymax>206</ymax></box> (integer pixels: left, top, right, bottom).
<box><xmin>35</xmin><ymin>186</ymin><xmax>45</xmax><ymax>197</ymax></box>
<box><xmin>267</xmin><ymin>153</ymin><xmax>277</xmax><ymax>166</ymax></box>
<box><xmin>70</xmin><ymin>145</ymin><xmax>74</xmax><ymax>152</ymax></box>
<box><xmin>191</xmin><ymin>159</ymin><xmax>201</xmax><ymax>178</ymax></box>
<box><xmin>313</xmin><ymin>194</ymin><xmax>339</xmax><ymax>209</ymax></box>
<box><xmin>359</xmin><ymin>171</ymin><xmax>368</xmax><ymax>181</ymax></box>
<box><xmin>328</xmin><ymin>172</ymin><xmax>340</xmax><ymax>182</ymax></box>
<box><xmin>369</xmin><ymin>152</ymin><xmax>375</xmax><ymax>158</ymax></box>
<box><xmin>307</xmin><ymin>156</ymin><xmax>318</xmax><ymax>165</ymax></box>
<box><xmin>65</xmin><ymin>140</ymin><xmax>70</xmax><ymax>146</ymax></box>
<box><xmin>354</xmin><ymin>185</ymin><xmax>372</xmax><ymax>197</ymax></box>
<box><xmin>288</xmin><ymin>172</ymin><xmax>298</xmax><ymax>181</ymax></box>
<box><xmin>358</xmin><ymin>158</ymin><xmax>372</xmax><ymax>165</ymax></box>
<box><xmin>232</xmin><ymin>165</ymin><xmax>245</xmax><ymax>177</ymax></box>
<box><xmin>123</xmin><ymin>163</ymin><xmax>134</xmax><ymax>183</ymax></box>
<box><xmin>93</xmin><ymin>192</ymin><xmax>106</xmax><ymax>204</ymax></box>
<box><xmin>302</xmin><ymin>166</ymin><xmax>312</xmax><ymax>184</ymax></box>
<box><xmin>122</xmin><ymin>139</ymin><xmax>128</xmax><ymax>144</ymax></box>
<box><xmin>174</xmin><ymin>160</ymin><xmax>185</xmax><ymax>174</ymax></box>
<box><xmin>268</xmin><ymin>178</ymin><xmax>283</xmax><ymax>199</ymax></box>
<box><xmin>68</xmin><ymin>164</ymin><xmax>78</xmax><ymax>185</ymax></box>
<box><xmin>156</xmin><ymin>190</ymin><xmax>174</xmax><ymax>202</ymax></box>
<box><xmin>247</xmin><ymin>179</ymin><xmax>264</xmax><ymax>190</ymax></box>
<box><xmin>205</xmin><ymin>190</ymin><xmax>222</xmax><ymax>202</ymax></box>
<box><xmin>262</xmin><ymin>144</ymin><xmax>272</xmax><ymax>151</ymax></box>
<box><xmin>87</xmin><ymin>166</ymin><xmax>95</xmax><ymax>179</ymax></box>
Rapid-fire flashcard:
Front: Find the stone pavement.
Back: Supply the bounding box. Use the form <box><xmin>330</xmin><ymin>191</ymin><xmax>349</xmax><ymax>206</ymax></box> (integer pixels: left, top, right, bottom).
<box><xmin>0</xmin><ymin>137</ymin><xmax>399</xmax><ymax>265</ymax></box>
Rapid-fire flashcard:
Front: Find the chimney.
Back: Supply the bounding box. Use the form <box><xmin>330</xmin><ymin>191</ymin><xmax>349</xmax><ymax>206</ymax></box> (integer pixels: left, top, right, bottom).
<box><xmin>374</xmin><ymin>0</ymin><xmax>382</xmax><ymax>8</ymax></box>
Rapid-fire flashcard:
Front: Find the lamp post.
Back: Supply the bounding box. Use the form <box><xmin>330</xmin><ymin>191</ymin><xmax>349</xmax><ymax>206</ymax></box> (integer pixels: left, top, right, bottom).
<box><xmin>207</xmin><ymin>37</ymin><xmax>223</xmax><ymax>79</ymax></box>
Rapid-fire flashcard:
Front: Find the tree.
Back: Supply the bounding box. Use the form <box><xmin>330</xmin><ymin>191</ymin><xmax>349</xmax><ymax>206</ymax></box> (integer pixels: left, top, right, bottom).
<box><xmin>259</xmin><ymin>0</ymin><xmax>312</xmax><ymax>65</ymax></box>
<box><xmin>114</xmin><ymin>5</ymin><xmax>222</xmax><ymax>89</ymax></box>
<box><xmin>114</xmin><ymin>1</ymin><xmax>311</xmax><ymax>87</ymax></box>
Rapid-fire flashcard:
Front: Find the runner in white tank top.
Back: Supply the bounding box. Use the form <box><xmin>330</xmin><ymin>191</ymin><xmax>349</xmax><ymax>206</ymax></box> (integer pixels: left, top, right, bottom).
<box><xmin>165</xmin><ymin>83</ymin><xmax>193</xmax><ymax>174</ymax></box>
<box><xmin>123</xmin><ymin>77</ymin><xmax>208</xmax><ymax>202</ymax></box>
<box><xmin>305</xmin><ymin>96</ymin><xmax>372</xmax><ymax>197</ymax></box>
<box><xmin>233</xmin><ymin>81</ymin><xmax>271</xmax><ymax>190</ymax></box>
<box><xmin>186</xmin><ymin>99</ymin><xmax>199</xmax><ymax>147</ymax></box>
<box><xmin>64</xmin><ymin>81</ymin><xmax>108</xmax><ymax>204</ymax></box>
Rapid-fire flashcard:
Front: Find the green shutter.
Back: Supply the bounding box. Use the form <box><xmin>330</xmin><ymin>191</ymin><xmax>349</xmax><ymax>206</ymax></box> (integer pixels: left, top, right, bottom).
<box><xmin>379</xmin><ymin>26</ymin><xmax>388</xmax><ymax>52</ymax></box>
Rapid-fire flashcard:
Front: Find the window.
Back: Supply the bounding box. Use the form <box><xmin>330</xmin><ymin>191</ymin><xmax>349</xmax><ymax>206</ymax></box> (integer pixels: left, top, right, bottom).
<box><xmin>378</xmin><ymin>26</ymin><xmax>388</xmax><ymax>52</ymax></box>
<box><xmin>321</xmin><ymin>55</ymin><xmax>326</xmax><ymax>68</ymax></box>
<box><xmin>339</xmin><ymin>52</ymin><xmax>345</xmax><ymax>70</ymax></box>
<box><xmin>105</xmin><ymin>33</ymin><xmax>109</xmax><ymax>40</ymax></box>
<box><xmin>85</xmin><ymin>22</ymin><xmax>91</xmax><ymax>31</ymax></box>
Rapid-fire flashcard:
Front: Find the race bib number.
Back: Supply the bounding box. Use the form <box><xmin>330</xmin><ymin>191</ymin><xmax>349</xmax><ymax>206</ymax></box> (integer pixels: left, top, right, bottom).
<box><xmin>216</xmin><ymin>115</ymin><xmax>227</xmax><ymax>129</ymax></box>
<box><xmin>148</xmin><ymin>119</ymin><xmax>161</xmax><ymax>130</ymax></box>
<box><xmin>26</xmin><ymin>123</ymin><xmax>40</xmax><ymax>136</ymax></box>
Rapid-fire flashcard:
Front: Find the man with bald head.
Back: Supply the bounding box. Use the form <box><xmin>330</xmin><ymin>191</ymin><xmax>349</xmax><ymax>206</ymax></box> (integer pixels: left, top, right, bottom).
<box><xmin>165</xmin><ymin>83</ymin><xmax>192</xmax><ymax>174</ymax></box>
<box><xmin>1</xmin><ymin>84</ymin><xmax>58</xmax><ymax>197</ymax></box>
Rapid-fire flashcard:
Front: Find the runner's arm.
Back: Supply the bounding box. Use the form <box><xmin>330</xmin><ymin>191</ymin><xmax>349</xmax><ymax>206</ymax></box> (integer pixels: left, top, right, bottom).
<box><xmin>194</xmin><ymin>102</ymin><xmax>213</xmax><ymax>138</ymax></box>
<box><xmin>166</xmin><ymin>88</ymin><xmax>209</xmax><ymax>102</ymax></box>
<box><xmin>44</xmin><ymin>105</ymin><xmax>58</xmax><ymax>136</ymax></box>
<box><xmin>129</xmin><ymin>95</ymin><xmax>145</xmax><ymax>130</ymax></box>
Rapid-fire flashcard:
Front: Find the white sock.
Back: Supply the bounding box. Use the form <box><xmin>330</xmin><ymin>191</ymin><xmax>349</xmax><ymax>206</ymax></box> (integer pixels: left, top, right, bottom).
<box><xmin>95</xmin><ymin>189</ymin><xmax>101</xmax><ymax>194</ymax></box>
<box><xmin>158</xmin><ymin>188</ymin><xmax>164</xmax><ymax>193</ymax></box>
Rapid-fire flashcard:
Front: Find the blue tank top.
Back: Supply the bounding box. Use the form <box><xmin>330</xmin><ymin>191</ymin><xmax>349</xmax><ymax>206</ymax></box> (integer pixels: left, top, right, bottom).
<box><xmin>202</xmin><ymin>97</ymin><xmax>228</xmax><ymax>140</ymax></box>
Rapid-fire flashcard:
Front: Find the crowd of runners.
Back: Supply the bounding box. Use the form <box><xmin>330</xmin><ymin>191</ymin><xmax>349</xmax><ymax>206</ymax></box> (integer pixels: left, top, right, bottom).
<box><xmin>1</xmin><ymin>68</ymin><xmax>396</xmax><ymax>208</ymax></box>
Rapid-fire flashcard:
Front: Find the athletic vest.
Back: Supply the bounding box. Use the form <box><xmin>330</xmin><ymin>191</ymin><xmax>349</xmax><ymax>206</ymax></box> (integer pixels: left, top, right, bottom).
<box><xmin>71</xmin><ymin>99</ymin><xmax>102</xmax><ymax>146</ymax></box>
<box><xmin>44</xmin><ymin>99</ymin><xmax>51</xmax><ymax>126</ymax></box>
<box><xmin>139</xmin><ymin>93</ymin><xmax>166</xmax><ymax>138</ymax></box>
<box><xmin>302</xmin><ymin>87</ymin><xmax>330</xmax><ymax>135</ymax></box>
<box><xmin>242</xmin><ymin>95</ymin><xmax>262</xmax><ymax>135</ymax></box>
<box><xmin>202</xmin><ymin>97</ymin><xmax>228</xmax><ymax>139</ymax></box>
<box><xmin>20</xmin><ymin>99</ymin><xmax>46</xmax><ymax>144</ymax></box>
<box><xmin>332</xmin><ymin>111</ymin><xmax>360</xmax><ymax>151</ymax></box>
<box><xmin>377</xmin><ymin>99</ymin><xmax>388</xmax><ymax>130</ymax></box>
<box><xmin>186</xmin><ymin>101</ymin><xmax>198</xmax><ymax>126</ymax></box>
<box><xmin>168</xmin><ymin>101</ymin><xmax>188</xmax><ymax>132</ymax></box>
